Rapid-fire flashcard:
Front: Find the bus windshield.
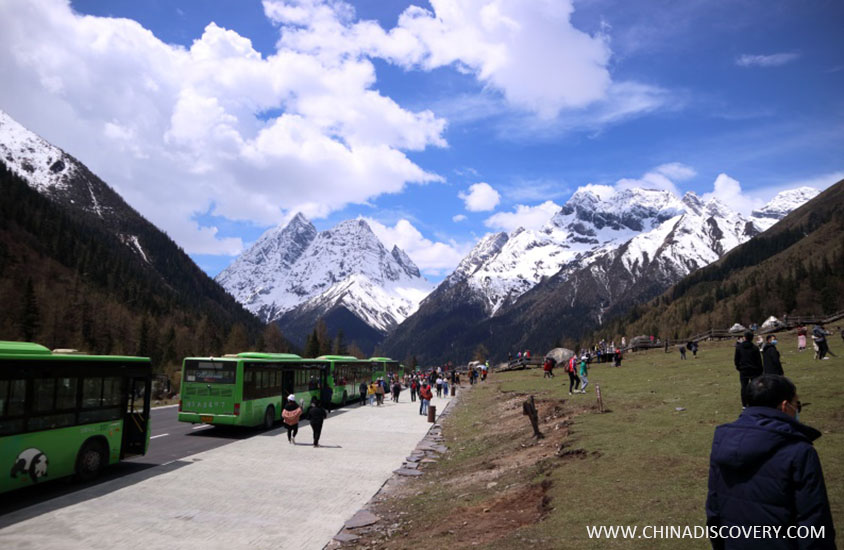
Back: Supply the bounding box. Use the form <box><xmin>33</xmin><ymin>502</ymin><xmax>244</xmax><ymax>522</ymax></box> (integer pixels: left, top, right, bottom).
<box><xmin>184</xmin><ymin>360</ymin><xmax>236</xmax><ymax>384</ymax></box>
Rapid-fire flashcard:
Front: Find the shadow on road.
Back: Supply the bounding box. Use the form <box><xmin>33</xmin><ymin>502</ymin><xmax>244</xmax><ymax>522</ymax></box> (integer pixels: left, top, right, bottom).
<box><xmin>0</xmin><ymin>460</ymin><xmax>192</xmax><ymax>528</ymax></box>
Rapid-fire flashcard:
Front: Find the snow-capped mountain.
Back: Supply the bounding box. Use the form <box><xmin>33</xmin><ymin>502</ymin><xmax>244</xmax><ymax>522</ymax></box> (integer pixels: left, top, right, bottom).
<box><xmin>385</xmin><ymin>183</ymin><xmax>819</xmax><ymax>363</ymax></box>
<box><xmin>217</xmin><ymin>215</ymin><xmax>432</xmax><ymax>346</ymax></box>
<box><xmin>442</xmin><ymin>187</ymin><xmax>694</xmax><ymax>315</ymax></box>
<box><xmin>0</xmin><ymin>109</ymin><xmax>154</xmax><ymax>261</ymax></box>
<box><xmin>751</xmin><ymin>187</ymin><xmax>820</xmax><ymax>231</ymax></box>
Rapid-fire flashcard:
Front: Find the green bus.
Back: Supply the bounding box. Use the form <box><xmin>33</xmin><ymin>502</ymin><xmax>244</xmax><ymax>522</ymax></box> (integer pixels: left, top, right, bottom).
<box><xmin>369</xmin><ymin>357</ymin><xmax>404</xmax><ymax>381</ymax></box>
<box><xmin>0</xmin><ymin>341</ymin><xmax>152</xmax><ymax>494</ymax></box>
<box><xmin>317</xmin><ymin>355</ymin><xmax>374</xmax><ymax>406</ymax></box>
<box><xmin>178</xmin><ymin>353</ymin><xmax>380</xmax><ymax>427</ymax></box>
<box><xmin>178</xmin><ymin>352</ymin><xmax>322</xmax><ymax>429</ymax></box>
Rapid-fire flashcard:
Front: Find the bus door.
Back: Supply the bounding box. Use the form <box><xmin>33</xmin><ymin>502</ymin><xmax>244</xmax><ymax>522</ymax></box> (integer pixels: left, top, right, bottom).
<box><xmin>282</xmin><ymin>369</ymin><xmax>295</xmax><ymax>398</ymax></box>
<box><xmin>122</xmin><ymin>376</ymin><xmax>151</xmax><ymax>458</ymax></box>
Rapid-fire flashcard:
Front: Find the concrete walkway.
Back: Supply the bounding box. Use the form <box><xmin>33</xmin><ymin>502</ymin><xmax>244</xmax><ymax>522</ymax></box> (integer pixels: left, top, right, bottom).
<box><xmin>0</xmin><ymin>392</ymin><xmax>458</xmax><ymax>550</ymax></box>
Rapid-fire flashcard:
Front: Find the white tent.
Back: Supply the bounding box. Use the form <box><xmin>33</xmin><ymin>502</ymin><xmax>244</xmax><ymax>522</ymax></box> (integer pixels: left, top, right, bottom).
<box><xmin>761</xmin><ymin>316</ymin><xmax>782</xmax><ymax>330</ymax></box>
<box><xmin>728</xmin><ymin>323</ymin><xmax>747</xmax><ymax>333</ymax></box>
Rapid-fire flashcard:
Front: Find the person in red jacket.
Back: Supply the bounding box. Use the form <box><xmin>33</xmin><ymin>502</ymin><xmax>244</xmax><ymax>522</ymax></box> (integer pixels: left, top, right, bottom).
<box><xmin>281</xmin><ymin>395</ymin><xmax>303</xmax><ymax>444</ymax></box>
<box><xmin>419</xmin><ymin>384</ymin><xmax>433</xmax><ymax>416</ymax></box>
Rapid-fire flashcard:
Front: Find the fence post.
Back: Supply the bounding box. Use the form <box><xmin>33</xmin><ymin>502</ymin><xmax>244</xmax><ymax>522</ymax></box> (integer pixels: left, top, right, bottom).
<box><xmin>596</xmin><ymin>383</ymin><xmax>604</xmax><ymax>413</ymax></box>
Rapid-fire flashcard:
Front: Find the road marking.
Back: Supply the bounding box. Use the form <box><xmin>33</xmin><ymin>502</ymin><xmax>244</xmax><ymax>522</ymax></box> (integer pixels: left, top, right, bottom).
<box><xmin>192</xmin><ymin>424</ymin><xmax>213</xmax><ymax>430</ymax></box>
<box><xmin>150</xmin><ymin>433</ymin><xmax>170</xmax><ymax>439</ymax></box>
<box><xmin>152</xmin><ymin>404</ymin><xmax>179</xmax><ymax>410</ymax></box>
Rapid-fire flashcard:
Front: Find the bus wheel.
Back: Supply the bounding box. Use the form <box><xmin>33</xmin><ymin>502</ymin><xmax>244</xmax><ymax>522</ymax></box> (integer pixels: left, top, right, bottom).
<box><xmin>76</xmin><ymin>439</ymin><xmax>107</xmax><ymax>481</ymax></box>
<box><xmin>264</xmin><ymin>406</ymin><xmax>275</xmax><ymax>430</ymax></box>
<box><xmin>341</xmin><ymin>392</ymin><xmax>348</xmax><ymax>407</ymax></box>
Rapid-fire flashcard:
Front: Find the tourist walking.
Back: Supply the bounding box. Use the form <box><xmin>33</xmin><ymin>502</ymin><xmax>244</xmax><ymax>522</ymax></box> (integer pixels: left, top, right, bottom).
<box><xmin>419</xmin><ymin>383</ymin><xmax>433</xmax><ymax>416</ymax></box>
<box><xmin>614</xmin><ymin>348</ymin><xmax>623</xmax><ymax>367</ymax></box>
<box><xmin>282</xmin><ymin>395</ymin><xmax>302</xmax><ymax>444</ymax></box>
<box><xmin>410</xmin><ymin>378</ymin><xmax>418</xmax><ymax>402</ymax></box>
<box><xmin>578</xmin><ymin>355</ymin><xmax>589</xmax><ymax>393</ymax></box>
<box><xmin>690</xmin><ymin>341</ymin><xmax>699</xmax><ymax>358</ymax></box>
<box><xmin>392</xmin><ymin>380</ymin><xmax>401</xmax><ymax>402</ymax></box>
<box><xmin>308</xmin><ymin>398</ymin><xmax>328</xmax><ymax>447</ymax></box>
<box><xmin>359</xmin><ymin>381</ymin><xmax>368</xmax><ymax>406</ymax></box>
<box><xmin>679</xmin><ymin>345</ymin><xmax>687</xmax><ymax>360</ymax></box>
<box><xmin>762</xmin><ymin>335</ymin><xmax>784</xmax><ymax>375</ymax></box>
<box><xmin>566</xmin><ymin>355</ymin><xmax>580</xmax><ymax>395</ymax></box>
<box><xmin>813</xmin><ymin>325</ymin><xmax>833</xmax><ymax>360</ymax></box>
<box><xmin>543</xmin><ymin>357</ymin><xmax>556</xmax><ymax>378</ymax></box>
<box><xmin>734</xmin><ymin>331</ymin><xmax>763</xmax><ymax>408</ymax></box>
<box><xmin>442</xmin><ymin>377</ymin><xmax>449</xmax><ymax>397</ymax></box>
<box><xmin>797</xmin><ymin>325</ymin><xmax>808</xmax><ymax>351</ymax></box>
<box><xmin>436</xmin><ymin>375</ymin><xmax>443</xmax><ymax>397</ymax></box>
<box><xmin>706</xmin><ymin>375</ymin><xmax>835</xmax><ymax>550</ymax></box>
<box><xmin>375</xmin><ymin>379</ymin><xmax>385</xmax><ymax>406</ymax></box>
<box><xmin>367</xmin><ymin>381</ymin><xmax>377</xmax><ymax>406</ymax></box>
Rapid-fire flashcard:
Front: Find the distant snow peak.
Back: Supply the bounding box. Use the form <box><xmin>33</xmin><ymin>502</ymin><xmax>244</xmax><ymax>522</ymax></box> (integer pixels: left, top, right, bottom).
<box><xmin>752</xmin><ymin>187</ymin><xmax>820</xmax><ymax>221</ymax></box>
<box><xmin>217</xmin><ymin>213</ymin><xmax>432</xmax><ymax>330</ymax></box>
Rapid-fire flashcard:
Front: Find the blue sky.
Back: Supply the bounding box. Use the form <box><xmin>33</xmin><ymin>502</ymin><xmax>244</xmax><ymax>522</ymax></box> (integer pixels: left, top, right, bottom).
<box><xmin>2</xmin><ymin>0</ymin><xmax>842</xmax><ymax>281</ymax></box>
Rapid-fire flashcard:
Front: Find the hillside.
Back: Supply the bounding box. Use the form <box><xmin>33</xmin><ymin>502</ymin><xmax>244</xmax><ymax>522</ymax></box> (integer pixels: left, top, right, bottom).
<box><xmin>0</xmin><ymin>161</ymin><xmax>267</xmax><ymax>372</ymax></box>
<box><xmin>595</xmin><ymin>178</ymin><xmax>844</xmax><ymax>343</ymax></box>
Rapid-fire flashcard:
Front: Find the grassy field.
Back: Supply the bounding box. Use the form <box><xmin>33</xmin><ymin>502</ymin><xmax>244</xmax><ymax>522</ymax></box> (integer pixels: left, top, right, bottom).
<box><xmin>362</xmin><ymin>339</ymin><xmax>843</xmax><ymax>549</ymax></box>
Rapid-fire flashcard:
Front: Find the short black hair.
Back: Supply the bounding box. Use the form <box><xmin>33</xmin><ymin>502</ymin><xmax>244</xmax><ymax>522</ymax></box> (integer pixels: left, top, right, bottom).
<box><xmin>747</xmin><ymin>375</ymin><xmax>796</xmax><ymax>408</ymax></box>
<box><xmin>766</xmin><ymin>334</ymin><xmax>775</xmax><ymax>341</ymax></box>
<box><xmin>744</xmin><ymin>330</ymin><xmax>754</xmax><ymax>340</ymax></box>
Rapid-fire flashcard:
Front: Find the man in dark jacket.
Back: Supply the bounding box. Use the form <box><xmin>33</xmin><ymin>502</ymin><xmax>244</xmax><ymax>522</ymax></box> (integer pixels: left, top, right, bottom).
<box><xmin>734</xmin><ymin>331</ymin><xmax>763</xmax><ymax>408</ymax></box>
<box><xmin>762</xmin><ymin>335</ymin><xmax>784</xmax><ymax>375</ymax></box>
<box><xmin>308</xmin><ymin>398</ymin><xmax>328</xmax><ymax>447</ymax></box>
<box><xmin>359</xmin><ymin>381</ymin><xmax>368</xmax><ymax>406</ymax></box>
<box><xmin>706</xmin><ymin>375</ymin><xmax>835</xmax><ymax>550</ymax></box>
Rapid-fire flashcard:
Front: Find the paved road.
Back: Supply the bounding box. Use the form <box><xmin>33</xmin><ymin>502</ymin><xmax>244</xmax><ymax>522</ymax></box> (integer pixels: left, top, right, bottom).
<box><xmin>0</xmin><ymin>404</ymin><xmax>276</xmax><ymax>521</ymax></box>
<box><xmin>0</xmin><ymin>394</ymin><xmax>455</xmax><ymax>550</ymax></box>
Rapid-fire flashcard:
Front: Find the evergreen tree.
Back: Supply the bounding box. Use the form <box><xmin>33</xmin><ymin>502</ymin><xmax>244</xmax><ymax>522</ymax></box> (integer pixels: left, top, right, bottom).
<box><xmin>20</xmin><ymin>278</ymin><xmax>40</xmax><ymax>341</ymax></box>
<box><xmin>223</xmin><ymin>323</ymin><xmax>249</xmax><ymax>353</ymax></box>
<box><xmin>305</xmin><ymin>329</ymin><xmax>320</xmax><ymax>358</ymax></box>
<box><xmin>473</xmin><ymin>344</ymin><xmax>488</xmax><ymax>362</ymax></box>
<box><xmin>262</xmin><ymin>323</ymin><xmax>288</xmax><ymax>353</ymax></box>
<box><xmin>332</xmin><ymin>329</ymin><xmax>346</xmax><ymax>355</ymax></box>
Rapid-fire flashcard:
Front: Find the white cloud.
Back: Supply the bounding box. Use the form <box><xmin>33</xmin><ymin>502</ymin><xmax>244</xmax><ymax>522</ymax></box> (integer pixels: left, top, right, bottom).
<box><xmin>736</xmin><ymin>52</ymin><xmax>800</xmax><ymax>68</ymax></box>
<box><xmin>653</xmin><ymin>162</ymin><xmax>696</xmax><ymax>181</ymax></box>
<box><xmin>484</xmin><ymin>200</ymin><xmax>561</xmax><ymax>232</ymax></box>
<box><xmin>459</xmin><ymin>182</ymin><xmax>501</xmax><ymax>211</ymax></box>
<box><xmin>779</xmin><ymin>171</ymin><xmax>844</xmax><ymax>191</ymax></box>
<box><xmin>501</xmin><ymin>178</ymin><xmax>570</xmax><ymax>202</ymax></box>
<box><xmin>701</xmin><ymin>173</ymin><xmax>767</xmax><ymax>215</ymax></box>
<box><xmin>616</xmin><ymin>169</ymin><xmax>683</xmax><ymax>196</ymax></box>
<box><xmin>263</xmin><ymin>0</ymin><xmax>613</xmax><ymax>119</ymax></box>
<box><xmin>362</xmin><ymin>217</ymin><xmax>471</xmax><ymax>273</ymax></box>
<box><xmin>452</xmin><ymin>214</ymin><xmax>467</xmax><ymax>222</ymax></box>
<box><xmin>0</xmin><ymin>0</ymin><xmax>446</xmax><ymax>255</ymax></box>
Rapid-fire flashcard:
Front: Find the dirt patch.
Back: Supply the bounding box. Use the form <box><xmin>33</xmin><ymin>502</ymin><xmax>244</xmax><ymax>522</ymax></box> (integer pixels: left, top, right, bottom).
<box><xmin>330</xmin><ymin>385</ymin><xmax>601</xmax><ymax>549</ymax></box>
<box><xmin>425</xmin><ymin>483</ymin><xmax>552</xmax><ymax>548</ymax></box>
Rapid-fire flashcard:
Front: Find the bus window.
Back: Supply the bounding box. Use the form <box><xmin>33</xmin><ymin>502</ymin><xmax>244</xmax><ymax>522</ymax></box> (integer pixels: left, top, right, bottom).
<box><xmin>29</xmin><ymin>378</ymin><xmax>75</xmax><ymax>431</ymax></box>
<box><xmin>83</xmin><ymin>378</ymin><xmax>103</xmax><ymax>408</ymax></box>
<box><xmin>0</xmin><ymin>380</ymin><xmax>26</xmax><ymax>435</ymax></box>
<box><xmin>33</xmin><ymin>378</ymin><xmax>56</xmax><ymax>412</ymax></box>
<box><xmin>185</xmin><ymin>361</ymin><xmax>235</xmax><ymax>384</ymax></box>
<box><xmin>79</xmin><ymin>377</ymin><xmax>122</xmax><ymax>424</ymax></box>
<box><xmin>55</xmin><ymin>377</ymin><xmax>77</xmax><ymax>410</ymax></box>
<box><xmin>103</xmin><ymin>378</ymin><xmax>123</xmax><ymax>407</ymax></box>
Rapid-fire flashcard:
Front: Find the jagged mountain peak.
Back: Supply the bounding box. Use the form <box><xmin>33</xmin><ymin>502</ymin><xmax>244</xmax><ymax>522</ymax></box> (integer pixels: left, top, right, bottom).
<box><xmin>217</xmin><ymin>214</ymin><xmax>433</xmax><ymax>338</ymax></box>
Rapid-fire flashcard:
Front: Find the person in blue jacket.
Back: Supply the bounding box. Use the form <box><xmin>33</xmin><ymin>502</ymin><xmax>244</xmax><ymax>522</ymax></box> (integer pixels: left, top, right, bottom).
<box><xmin>706</xmin><ymin>375</ymin><xmax>835</xmax><ymax>550</ymax></box>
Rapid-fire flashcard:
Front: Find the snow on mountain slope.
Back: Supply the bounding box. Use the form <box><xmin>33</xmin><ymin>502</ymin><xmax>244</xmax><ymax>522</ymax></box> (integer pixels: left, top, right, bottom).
<box><xmin>751</xmin><ymin>187</ymin><xmax>820</xmax><ymax>231</ymax></box>
<box><xmin>217</xmin><ymin>215</ymin><xmax>433</xmax><ymax>331</ymax></box>
<box><xmin>451</xmin><ymin>187</ymin><xmax>688</xmax><ymax>314</ymax></box>
<box><xmin>0</xmin><ymin>109</ymin><xmax>154</xmax><ymax>261</ymax></box>
<box><xmin>0</xmin><ymin>109</ymin><xmax>78</xmax><ymax>194</ymax></box>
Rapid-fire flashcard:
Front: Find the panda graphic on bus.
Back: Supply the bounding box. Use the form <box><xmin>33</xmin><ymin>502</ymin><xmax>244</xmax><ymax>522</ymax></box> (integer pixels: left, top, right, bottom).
<box><xmin>10</xmin><ymin>448</ymin><xmax>49</xmax><ymax>483</ymax></box>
